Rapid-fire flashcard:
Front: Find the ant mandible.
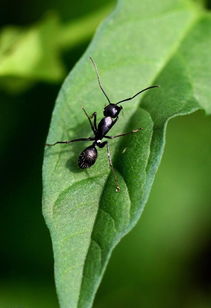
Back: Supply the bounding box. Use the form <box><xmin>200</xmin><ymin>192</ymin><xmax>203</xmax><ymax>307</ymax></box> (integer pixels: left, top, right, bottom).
<box><xmin>46</xmin><ymin>57</ymin><xmax>159</xmax><ymax>192</ymax></box>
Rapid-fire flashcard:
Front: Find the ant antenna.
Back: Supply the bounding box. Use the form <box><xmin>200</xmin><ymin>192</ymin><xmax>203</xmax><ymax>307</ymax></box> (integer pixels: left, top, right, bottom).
<box><xmin>116</xmin><ymin>85</ymin><xmax>159</xmax><ymax>105</ymax></box>
<box><xmin>89</xmin><ymin>56</ymin><xmax>111</xmax><ymax>105</ymax></box>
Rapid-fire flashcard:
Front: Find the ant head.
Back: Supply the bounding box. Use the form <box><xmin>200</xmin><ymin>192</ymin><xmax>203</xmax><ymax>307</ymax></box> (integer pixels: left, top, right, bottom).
<box><xmin>103</xmin><ymin>104</ymin><xmax>122</xmax><ymax>118</ymax></box>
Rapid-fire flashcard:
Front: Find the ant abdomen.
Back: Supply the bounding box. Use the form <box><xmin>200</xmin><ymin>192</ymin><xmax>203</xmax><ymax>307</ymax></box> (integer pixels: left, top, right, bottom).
<box><xmin>78</xmin><ymin>145</ymin><xmax>98</xmax><ymax>169</ymax></box>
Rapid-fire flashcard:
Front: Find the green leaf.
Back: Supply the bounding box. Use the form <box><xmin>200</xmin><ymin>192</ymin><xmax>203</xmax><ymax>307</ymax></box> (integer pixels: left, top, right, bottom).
<box><xmin>43</xmin><ymin>0</ymin><xmax>211</xmax><ymax>307</ymax></box>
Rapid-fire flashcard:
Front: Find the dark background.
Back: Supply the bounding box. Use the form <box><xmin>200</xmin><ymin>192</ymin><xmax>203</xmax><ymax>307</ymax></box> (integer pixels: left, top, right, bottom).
<box><xmin>1</xmin><ymin>0</ymin><xmax>211</xmax><ymax>307</ymax></box>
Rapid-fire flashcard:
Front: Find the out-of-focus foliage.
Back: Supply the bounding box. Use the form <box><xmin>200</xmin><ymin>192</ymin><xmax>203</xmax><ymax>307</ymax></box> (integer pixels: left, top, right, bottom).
<box><xmin>0</xmin><ymin>5</ymin><xmax>112</xmax><ymax>91</ymax></box>
<box><xmin>1</xmin><ymin>0</ymin><xmax>211</xmax><ymax>308</ymax></box>
<box><xmin>0</xmin><ymin>15</ymin><xmax>63</xmax><ymax>90</ymax></box>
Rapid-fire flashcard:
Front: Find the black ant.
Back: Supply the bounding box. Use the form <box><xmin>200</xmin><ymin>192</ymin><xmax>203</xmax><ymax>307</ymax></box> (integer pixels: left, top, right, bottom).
<box><xmin>46</xmin><ymin>57</ymin><xmax>159</xmax><ymax>192</ymax></box>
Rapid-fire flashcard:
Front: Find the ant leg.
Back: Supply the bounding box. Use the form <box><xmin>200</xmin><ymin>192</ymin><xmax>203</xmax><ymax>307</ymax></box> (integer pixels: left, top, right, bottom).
<box><xmin>105</xmin><ymin>142</ymin><xmax>120</xmax><ymax>192</ymax></box>
<box><xmin>46</xmin><ymin>137</ymin><xmax>94</xmax><ymax>146</ymax></box>
<box><xmin>82</xmin><ymin>107</ymin><xmax>96</xmax><ymax>134</ymax></box>
<box><xmin>105</xmin><ymin>128</ymin><xmax>143</xmax><ymax>139</ymax></box>
<box><xmin>90</xmin><ymin>112</ymin><xmax>97</xmax><ymax>131</ymax></box>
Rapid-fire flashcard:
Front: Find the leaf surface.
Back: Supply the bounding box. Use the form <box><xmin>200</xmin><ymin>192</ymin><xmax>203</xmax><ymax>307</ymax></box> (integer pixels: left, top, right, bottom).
<box><xmin>43</xmin><ymin>1</ymin><xmax>211</xmax><ymax>307</ymax></box>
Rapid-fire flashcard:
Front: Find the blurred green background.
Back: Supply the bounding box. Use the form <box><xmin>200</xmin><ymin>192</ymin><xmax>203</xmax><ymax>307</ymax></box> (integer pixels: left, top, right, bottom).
<box><xmin>1</xmin><ymin>0</ymin><xmax>211</xmax><ymax>307</ymax></box>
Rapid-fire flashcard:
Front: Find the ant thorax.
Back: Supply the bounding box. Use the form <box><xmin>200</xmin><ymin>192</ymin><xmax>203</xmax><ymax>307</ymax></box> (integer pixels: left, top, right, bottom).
<box><xmin>96</xmin><ymin>116</ymin><xmax>113</xmax><ymax>139</ymax></box>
